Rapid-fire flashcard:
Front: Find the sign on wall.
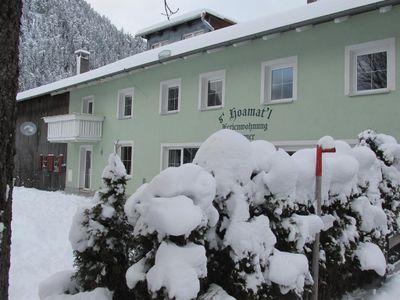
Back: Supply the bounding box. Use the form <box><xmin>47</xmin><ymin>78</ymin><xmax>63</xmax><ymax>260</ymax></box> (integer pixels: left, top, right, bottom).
<box><xmin>218</xmin><ymin>107</ymin><xmax>273</xmax><ymax>140</ymax></box>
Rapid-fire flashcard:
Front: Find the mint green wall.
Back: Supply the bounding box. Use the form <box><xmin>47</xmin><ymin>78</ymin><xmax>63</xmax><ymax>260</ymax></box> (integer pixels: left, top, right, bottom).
<box><xmin>66</xmin><ymin>7</ymin><xmax>400</xmax><ymax>193</ymax></box>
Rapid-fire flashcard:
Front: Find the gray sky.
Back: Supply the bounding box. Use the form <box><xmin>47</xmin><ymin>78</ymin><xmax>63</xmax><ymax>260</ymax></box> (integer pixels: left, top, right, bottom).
<box><xmin>84</xmin><ymin>0</ymin><xmax>307</xmax><ymax>35</ymax></box>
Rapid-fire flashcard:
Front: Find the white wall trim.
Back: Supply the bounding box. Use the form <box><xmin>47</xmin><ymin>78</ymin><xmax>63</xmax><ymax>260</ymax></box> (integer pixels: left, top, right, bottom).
<box><xmin>81</xmin><ymin>95</ymin><xmax>94</xmax><ymax>114</ymax></box>
<box><xmin>271</xmin><ymin>138</ymin><xmax>358</xmax><ymax>151</ymax></box>
<box><xmin>77</xmin><ymin>145</ymin><xmax>93</xmax><ymax>191</ymax></box>
<box><xmin>115</xmin><ymin>140</ymin><xmax>134</xmax><ymax>175</ymax></box>
<box><xmin>160</xmin><ymin>142</ymin><xmax>202</xmax><ymax>171</ymax></box>
<box><xmin>198</xmin><ymin>69</ymin><xmax>226</xmax><ymax>111</ymax></box>
<box><xmin>260</xmin><ymin>56</ymin><xmax>298</xmax><ymax>105</ymax></box>
<box><xmin>116</xmin><ymin>87</ymin><xmax>134</xmax><ymax>119</ymax></box>
<box><xmin>344</xmin><ymin>37</ymin><xmax>396</xmax><ymax>96</ymax></box>
<box><xmin>159</xmin><ymin>78</ymin><xmax>182</xmax><ymax>115</ymax></box>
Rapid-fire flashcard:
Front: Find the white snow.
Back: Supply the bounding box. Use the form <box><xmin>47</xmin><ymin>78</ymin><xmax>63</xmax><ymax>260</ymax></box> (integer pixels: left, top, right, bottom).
<box><xmin>224</xmin><ymin>215</ymin><xmax>276</xmax><ymax>260</ymax></box>
<box><xmin>38</xmin><ymin>270</ymin><xmax>77</xmax><ymax>299</ymax></box>
<box><xmin>125</xmin><ymin>163</ymin><xmax>218</xmax><ymax>238</ymax></box>
<box><xmin>42</xmin><ymin>288</ymin><xmax>112</xmax><ymax>300</ymax></box>
<box><xmin>283</xmin><ymin>214</ymin><xmax>324</xmax><ymax>251</ymax></box>
<box><xmin>199</xmin><ymin>284</ymin><xmax>236</xmax><ymax>300</ymax></box>
<box><xmin>351</xmin><ymin>196</ymin><xmax>388</xmax><ymax>233</ymax></box>
<box><xmin>267</xmin><ymin>249</ymin><xmax>312</xmax><ymax>295</ymax></box>
<box><xmin>193</xmin><ymin>129</ymin><xmax>254</xmax><ymax>197</ymax></box>
<box><xmin>263</xmin><ymin>149</ymin><xmax>297</xmax><ymax>199</ymax></box>
<box><xmin>250</xmin><ymin>140</ymin><xmax>276</xmax><ymax>173</ymax></box>
<box><xmin>126</xmin><ymin>257</ymin><xmax>147</xmax><ymax>289</ymax></box>
<box><xmin>355</xmin><ymin>242</ymin><xmax>386</xmax><ymax>276</ymax></box>
<box><xmin>10</xmin><ymin>187</ymin><xmax>89</xmax><ymax>300</ymax></box>
<box><xmin>318</xmin><ymin>136</ymin><xmax>335</xmax><ymax>149</ymax></box>
<box><xmin>101</xmin><ymin>152</ymin><xmax>128</xmax><ymax>182</ymax></box>
<box><xmin>134</xmin><ymin>195</ymin><xmax>204</xmax><ymax>237</ymax></box>
<box><xmin>146</xmin><ymin>241</ymin><xmax>207</xmax><ymax>300</ymax></box>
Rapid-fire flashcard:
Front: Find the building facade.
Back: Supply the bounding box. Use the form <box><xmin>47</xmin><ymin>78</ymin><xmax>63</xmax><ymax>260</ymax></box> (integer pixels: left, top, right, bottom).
<box><xmin>17</xmin><ymin>0</ymin><xmax>400</xmax><ymax>194</ymax></box>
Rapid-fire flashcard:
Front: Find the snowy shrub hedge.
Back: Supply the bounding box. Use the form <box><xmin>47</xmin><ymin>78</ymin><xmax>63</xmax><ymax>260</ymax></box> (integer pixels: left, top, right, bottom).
<box><xmin>41</xmin><ymin>129</ymin><xmax>400</xmax><ymax>300</ymax></box>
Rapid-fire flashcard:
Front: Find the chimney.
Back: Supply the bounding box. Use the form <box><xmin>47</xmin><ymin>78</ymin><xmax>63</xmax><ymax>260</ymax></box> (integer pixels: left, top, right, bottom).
<box><xmin>307</xmin><ymin>0</ymin><xmax>317</xmax><ymax>3</ymax></box>
<box><xmin>74</xmin><ymin>49</ymin><xmax>90</xmax><ymax>74</ymax></box>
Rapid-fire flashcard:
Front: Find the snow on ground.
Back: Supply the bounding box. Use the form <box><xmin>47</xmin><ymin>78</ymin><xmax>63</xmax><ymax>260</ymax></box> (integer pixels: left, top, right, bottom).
<box><xmin>344</xmin><ymin>272</ymin><xmax>400</xmax><ymax>299</ymax></box>
<box><xmin>10</xmin><ymin>187</ymin><xmax>89</xmax><ymax>300</ymax></box>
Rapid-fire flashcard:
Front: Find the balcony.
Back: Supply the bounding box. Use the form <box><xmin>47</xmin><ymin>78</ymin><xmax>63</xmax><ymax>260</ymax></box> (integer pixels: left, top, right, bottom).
<box><xmin>43</xmin><ymin>113</ymin><xmax>105</xmax><ymax>143</ymax></box>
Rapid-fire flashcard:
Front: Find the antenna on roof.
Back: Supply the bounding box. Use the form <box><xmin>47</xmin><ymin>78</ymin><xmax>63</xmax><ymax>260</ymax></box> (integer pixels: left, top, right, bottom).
<box><xmin>162</xmin><ymin>0</ymin><xmax>179</xmax><ymax>20</ymax></box>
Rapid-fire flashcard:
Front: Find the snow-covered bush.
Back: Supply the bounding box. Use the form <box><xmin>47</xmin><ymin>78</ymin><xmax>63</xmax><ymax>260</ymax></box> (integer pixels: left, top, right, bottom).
<box><xmin>69</xmin><ymin>152</ymin><xmax>133</xmax><ymax>299</ymax></box>
<box><xmin>124</xmin><ymin>163</ymin><xmax>218</xmax><ymax>299</ymax></box>
<box><xmin>41</xmin><ymin>129</ymin><xmax>400</xmax><ymax>300</ymax></box>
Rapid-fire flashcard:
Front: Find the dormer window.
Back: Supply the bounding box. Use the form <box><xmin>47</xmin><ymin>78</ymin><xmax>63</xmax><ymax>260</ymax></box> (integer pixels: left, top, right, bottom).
<box><xmin>151</xmin><ymin>40</ymin><xmax>170</xmax><ymax>49</ymax></box>
<box><xmin>182</xmin><ymin>30</ymin><xmax>204</xmax><ymax>40</ymax></box>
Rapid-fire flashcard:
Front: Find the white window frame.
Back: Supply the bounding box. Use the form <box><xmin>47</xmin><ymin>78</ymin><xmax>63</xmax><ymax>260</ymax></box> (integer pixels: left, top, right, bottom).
<box><xmin>260</xmin><ymin>56</ymin><xmax>298</xmax><ymax>105</ymax></box>
<box><xmin>117</xmin><ymin>88</ymin><xmax>134</xmax><ymax>119</ymax></box>
<box><xmin>116</xmin><ymin>140</ymin><xmax>134</xmax><ymax>176</ymax></box>
<box><xmin>198</xmin><ymin>70</ymin><xmax>226</xmax><ymax>111</ymax></box>
<box><xmin>77</xmin><ymin>145</ymin><xmax>93</xmax><ymax>191</ymax></box>
<box><xmin>160</xmin><ymin>143</ymin><xmax>201</xmax><ymax>171</ymax></box>
<box><xmin>151</xmin><ymin>40</ymin><xmax>170</xmax><ymax>49</ymax></box>
<box><xmin>159</xmin><ymin>78</ymin><xmax>181</xmax><ymax>114</ymax></box>
<box><xmin>345</xmin><ymin>38</ymin><xmax>396</xmax><ymax>96</ymax></box>
<box><xmin>182</xmin><ymin>30</ymin><xmax>204</xmax><ymax>40</ymax></box>
<box><xmin>81</xmin><ymin>95</ymin><xmax>94</xmax><ymax>114</ymax></box>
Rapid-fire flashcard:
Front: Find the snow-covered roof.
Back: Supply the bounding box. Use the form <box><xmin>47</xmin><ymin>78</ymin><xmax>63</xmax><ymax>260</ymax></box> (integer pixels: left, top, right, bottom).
<box><xmin>135</xmin><ymin>8</ymin><xmax>236</xmax><ymax>38</ymax></box>
<box><xmin>17</xmin><ymin>0</ymin><xmax>392</xmax><ymax>102</ymax></box>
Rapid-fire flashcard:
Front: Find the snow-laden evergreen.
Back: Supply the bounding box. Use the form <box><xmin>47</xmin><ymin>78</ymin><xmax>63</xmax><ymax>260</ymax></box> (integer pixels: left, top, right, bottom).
<box><xmin>19</xmin><ymin>0</ymin><xmax>145</xmax><ymax>91</ymax></box>
<box><xmin>68</xmin><ymin>152</ymin><xmax>133</xmax><ymax>299</ymax></box>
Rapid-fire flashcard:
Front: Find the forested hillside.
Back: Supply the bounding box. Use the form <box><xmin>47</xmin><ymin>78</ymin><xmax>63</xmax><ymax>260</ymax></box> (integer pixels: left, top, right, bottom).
<box><xmin>19</xmin><ymin>0</ymin><xmax>145</xmax><ymax>91</ymax></box>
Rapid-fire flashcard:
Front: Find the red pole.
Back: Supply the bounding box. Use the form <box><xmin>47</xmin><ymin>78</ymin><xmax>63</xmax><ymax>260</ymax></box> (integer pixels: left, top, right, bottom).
<box><xmin>312</xmin><ymin>143</ymin><xmax>335</xmax><ymax>300</ymax></box>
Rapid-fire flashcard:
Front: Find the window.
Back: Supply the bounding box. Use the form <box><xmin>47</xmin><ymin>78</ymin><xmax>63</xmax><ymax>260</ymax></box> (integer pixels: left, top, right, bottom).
<box><xmin>199</xmin><ymin>70</ymin><xmax>225</xmax><ymax>110</ymax></box>
<box><xmin>82</xmin><ymin>96</ymin><xmax>94</xmax><ymax>114</ymax></box>
<box><xmin>161</xmin><ymin>144</ymin><xmax>200</xmax><ymax>170</ymax></box>
<box><xmin>151</xmin><ymin>40</ymin><xmax>170</xmax><ymax>49</ymax></box>
<box><xmin>345</xmin><ymin>38</ymin><xmax>395</xmax><ymax>96</ymax></box>
<box><xmin>117</xmin><ymin>88</ymin><xmax>134</xmax><ymax>119</ymax></box>
<box><xmin>261</xmin><ymin>56</ymin><xmax>297</xmax><ymax>104</ymax></box>
<box><xmin>117</xmin><ymin>142</ymin><xmax>134</xmax><ymax>175</ymax></box>
<box><xmin>160</xmin><ymin>79</ymin><xmax>181</xmax><ymax>114</ymax></box>
<box><xmin>182</xmin><ymin>30</ymin><xmax>204</xmax><ymax>40</ymax></box>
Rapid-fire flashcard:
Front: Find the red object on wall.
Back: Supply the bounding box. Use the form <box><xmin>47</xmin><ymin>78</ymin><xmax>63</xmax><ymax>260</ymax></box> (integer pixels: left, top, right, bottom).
<box><xmin>47</xmin><ymin>155</ymin><xmax>54</xmax><ymax>172</ymax></box>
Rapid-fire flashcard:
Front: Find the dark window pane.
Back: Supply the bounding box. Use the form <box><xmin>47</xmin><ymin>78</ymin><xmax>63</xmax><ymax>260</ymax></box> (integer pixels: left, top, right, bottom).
<box><xmin>282</xmin><ymin>67</ymin><xmax>293</xmax><ymax>84</ymax></box>
<box><xmin>356</xmin><ymin>51</ymin><xmax>387</xmax><ymax>91</ymax></box>
<box><xmin>124</xmin><ymin>95</ymin><xmax>132</xmax><ymax>116</ymax></box>
<box><xmin>88</xmin><ymin>102</ymin><xmax>93</xmax><ymax>114</ymax></box>
<box><xmin>207</xmin><ymin>80</ymin><xmax>222</xmax><ymax>107</ymax></box>
<box><xmin>168</xmin><ymin>149</ymin><xmax>181</xmax><ymax>167</ymax></box>
<box><xmin>271</xmin><ymin>69</ymin><xmax>282</xmax><ymax>85</ymax></box>
<box><xmin>84</xmin><ymin>151</ymin><xmax>91</xmax><ymax>189</ymax></box>
<box><xmin>270</xmin><ymin>67</ymin><xmax>293</xmax><ymax>100</ymax></box>
<box><xmin>372</xmin><ymin>71</ymin><xmax>387</xmax><ymax>89</ymax></box>
<box><xmin>282</xmin><ymin>83</ymin><xmax>293</xmax><ymax>99</ymax></box>
<box><xmin>167</xmin><ymin>86</ymin><xmax>179</xmax><ymax>111</ymax></box>
<box><xmin>121</xmin><ymin>146</ymin><xmax>132</xmax><ymax>175</ymax></box>
<box><xmin>271</xmin><ymin>84</ymin><xmax>282</xmax><ymax>100</ymax></box>
<box><xmin>183</xmin><ymin>148</ymin><xmax>198</xmax><ymax>164</ymax></box>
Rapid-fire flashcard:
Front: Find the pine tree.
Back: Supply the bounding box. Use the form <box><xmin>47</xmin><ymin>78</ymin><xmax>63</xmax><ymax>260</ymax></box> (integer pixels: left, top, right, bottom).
<box><xmin>70</xmin><ymin>151</ymin><xmax>133</xmax><ymax>299</ymax></box>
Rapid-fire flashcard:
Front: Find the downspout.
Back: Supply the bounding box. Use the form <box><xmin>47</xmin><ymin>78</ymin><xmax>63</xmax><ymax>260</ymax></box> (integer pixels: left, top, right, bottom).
<box><xmin>201</xmin><ymin>12</ymin><xmax>214</xmax><ymax>31</ymax></box>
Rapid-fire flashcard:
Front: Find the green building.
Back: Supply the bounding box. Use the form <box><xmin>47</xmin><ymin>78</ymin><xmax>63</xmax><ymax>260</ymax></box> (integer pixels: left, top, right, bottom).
<box><xmin>17</xmin><ymin>0</ymin><xmax>400</xmax><ymax>194</ymax></box>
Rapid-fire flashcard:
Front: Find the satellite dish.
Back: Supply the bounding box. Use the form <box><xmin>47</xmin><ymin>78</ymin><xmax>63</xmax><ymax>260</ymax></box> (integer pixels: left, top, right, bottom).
<box><xmin>20</xmin><ymin>122</ymin><xmax>37</xmax><ymax>136</ymax></box>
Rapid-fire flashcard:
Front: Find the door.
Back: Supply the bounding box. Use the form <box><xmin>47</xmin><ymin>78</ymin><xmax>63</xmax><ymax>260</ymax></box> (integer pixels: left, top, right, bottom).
<box><xmin>79</xmin><ymin>146</ymin><xmax>92</xmax><ymax>190</ymax></box>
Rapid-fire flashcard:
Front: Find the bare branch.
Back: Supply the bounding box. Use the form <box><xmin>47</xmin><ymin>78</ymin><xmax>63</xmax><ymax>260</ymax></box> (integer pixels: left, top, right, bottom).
<box><xmin>162</xmin><ymin>0</ymin><xmax>179</xmax><ymax>20</ymax></box>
